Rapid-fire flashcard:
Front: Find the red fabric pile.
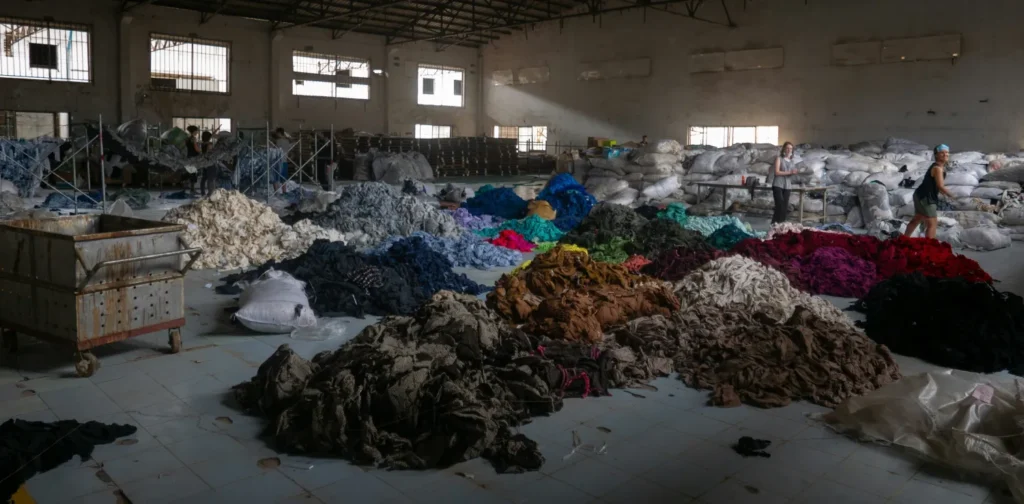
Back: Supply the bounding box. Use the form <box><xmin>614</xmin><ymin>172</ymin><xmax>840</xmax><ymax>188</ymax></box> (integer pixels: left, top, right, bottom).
<box><xmin>488</xmin><ymin>230</ymin><xmax>535</xmax><ymax>252</ymax></box>
<box><xmin>642</xmin><ymin>246</ymin><xmax>724</xmax><ymax>281</ymax></box>
<box><xmin>621</xmin><ymin>254</ymin><xmax>653</xmax><ymax>272</ymax></box>
<box><xmin>733</xmin><ymin>230</ymin><xmax>991</xmax><ymax>284</ymax></box>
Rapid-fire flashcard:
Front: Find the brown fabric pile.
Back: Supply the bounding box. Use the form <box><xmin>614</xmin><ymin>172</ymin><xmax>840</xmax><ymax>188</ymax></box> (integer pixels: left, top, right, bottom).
<box><xmin>488</xmin><ymin>248</ymin><xmax>679</xmax><ymax>343</ymax></box>
<box><xmin>233</xmin><ymin>291</ymin><xmax>676</xmax><ymax>473</ymax></box>
<box><xmin>526</xmin><ymin>200</ymin><xmax>557</xmax><ymax>220</ymax></box>
<box><xmin>622</xmin><ymin>306</ymin><xmax>901</xmax><ymax>408</ymax></box>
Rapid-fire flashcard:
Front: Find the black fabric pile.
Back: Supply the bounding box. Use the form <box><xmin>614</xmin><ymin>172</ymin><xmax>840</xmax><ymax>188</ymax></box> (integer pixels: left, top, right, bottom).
<box><xmin>560</xmin><ymin>202</ymin><xmax>649</xmax><ymax>248</ymax></box>
<box><xmin>633</xmin><ymin>205</ymin><xmax>662</xmax><ymax>220</ymax></box>
<box><xmin>732</xmin><ymin>436</ymin><xmax>771</xmax><ymax>458</ymax></box>
<box><xmin>1</xmin><ymin>419</ymin><xmax>137</xmax><ymax>501</ymax></box>
<box><xmin>233</xmin><ymin>292</ymin><xmax>619</xmax><ymax>473</ymax></box>
<box><xmin>219</xmin><ymin>239</ymin><xmax>487</xmax><ymax>318</ymax></box>
<box><xmin>627</xmin><ymin>218</ymin><xmax>708</xmax><ymax>258</ymax></box>
<box><xmin>852</xmin><ymin>273</ymin><xmax>1024</xmax><ymax>374</ymax></box>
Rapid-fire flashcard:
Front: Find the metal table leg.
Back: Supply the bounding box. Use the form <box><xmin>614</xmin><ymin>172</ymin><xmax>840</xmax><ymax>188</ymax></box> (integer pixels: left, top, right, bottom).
<box><xmin>799</xmin><ymin>190</ymin><xmax>805</xmax><ymax>223</ymax></box>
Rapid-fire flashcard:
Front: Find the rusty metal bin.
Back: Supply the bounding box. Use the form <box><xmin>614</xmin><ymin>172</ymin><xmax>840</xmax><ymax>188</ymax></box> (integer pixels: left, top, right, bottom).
<box><xmin>0</xmin><ymin>215</ymin><xmax>201</xmax><ymax>376</ymax></box>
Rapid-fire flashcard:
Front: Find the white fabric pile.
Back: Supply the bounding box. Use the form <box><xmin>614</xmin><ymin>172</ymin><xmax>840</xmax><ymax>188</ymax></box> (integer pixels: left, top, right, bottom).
<box><xmin>164</xmin><ymin>189</ymin><xmax>351</xmax><ymax>270</ymax></box>
<box><xmin>582</xmin><ymin>139</ymin><xmax>683</xmax><ymax>205</ymax></box>
<box><xmin>672</xmin><ymin>256</ymin><xmax>853</xmax><ymax>328</ymax></box>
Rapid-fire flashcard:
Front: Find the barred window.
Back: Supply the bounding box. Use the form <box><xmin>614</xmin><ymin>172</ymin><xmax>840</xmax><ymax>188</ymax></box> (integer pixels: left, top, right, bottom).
<box><xmin>418</xmin><ymin>64</ymin><xmax>463</xmax><ymax>107</ymax></box>
<box><xmin>494</xmin><ymin>125</ymin><xmax>547</xmax><ymax>152</ymax></box>
<box><xmin>0</xmin><ymin>17</ymin><xmax>91</xmax><ymax>83</ymax></box>
<box><xmin>414</xmin><ymin>124</ymin><xmax>451</xmax><ymax>139</ymax></box>
<box><xmin>291</xmin><ymin>51</ymin><xmax>369</xmax><ymax>100</ymax></box>
<box><xmin>150</xmin><ymin>34</ymin><xmax>229</xmax><ymax>93</ymax></box>
<box><xmin>172</xmin><ymin>117</ymin><xmax>231</xmax><ymax>133</ymax></box>
<box><xmin>688</xmin><ymin>126</ymin><xmax>778</xmax><ymax>148</ymax></box>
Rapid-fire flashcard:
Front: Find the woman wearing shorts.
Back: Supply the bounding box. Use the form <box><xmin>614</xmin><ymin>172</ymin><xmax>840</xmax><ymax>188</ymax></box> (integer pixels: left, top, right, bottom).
<box><xmin>904</xmin><ymin>144</ymin><xmax>955</xmax><ymax>239</ymax></box>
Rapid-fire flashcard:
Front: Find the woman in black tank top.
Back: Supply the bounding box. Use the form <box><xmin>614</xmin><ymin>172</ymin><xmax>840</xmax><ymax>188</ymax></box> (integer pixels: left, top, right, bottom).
<box><xmin>904</xmin><ymin>145</ymin><xmax>955</xmax><ymax>239</ymax></box>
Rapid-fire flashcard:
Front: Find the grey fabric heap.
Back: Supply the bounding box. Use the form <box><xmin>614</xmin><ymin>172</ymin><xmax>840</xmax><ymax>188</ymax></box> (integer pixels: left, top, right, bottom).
<box><xmin>560</xmin><ymin>202</ymin><xmax>649</xmax><ymax>248</ymax></box>
<box><xmin>309</xmin><ymin>182</ymin><xmax>460</xmax><ymax>246</ymax></box>
<box><xmin>234</xmin><ymin>291</ymin><xmax>672</xmax><ymax>473</ymax></box>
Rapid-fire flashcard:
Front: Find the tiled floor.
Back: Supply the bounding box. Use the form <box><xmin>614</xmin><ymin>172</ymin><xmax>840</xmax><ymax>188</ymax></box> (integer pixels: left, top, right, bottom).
<box><xmin>0</xmin><ymin>203</ymin><xmax>1020</xmax><ymax>503</ymax></box>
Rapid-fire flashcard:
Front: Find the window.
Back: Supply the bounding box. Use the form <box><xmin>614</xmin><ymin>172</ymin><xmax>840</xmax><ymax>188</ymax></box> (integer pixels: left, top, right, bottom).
<box><xmin>418</xmin><ymin>64</ymin><xmax>464</xmax><ymax>107</ymax></box>
<box><xmin>291</xmin><ymin>51</ymin><xmax>369</xmax><ymax>100</ymax></box>
<box><xmin>0</xmin><ymin>111</ymin><xmax>70</xmax><ymax>138</ymax></box>
<box><xmin>415</xmin><ymin>124</ymin><xmax>451</xmax><ymax>139</ymax></box>
<box><xmin>688</xmin><ymin>125</ymin><xmax>779</xmax><ymax>148</ymax></box>
<box><xmin>0</xmin><ymin>17</ymin><xmax>91</xmax><ymax>82</ymax></box>
<box><xmin>494</xmin><ymin>125</ymin><xmax>548</xmax><ymax>153</ymax></box>
<box><xmin>150</xmin><ymin>34</ymin><xmax>229</xmax><ymax>93</ymax></box>
<box><xmin>171</xmin><ymin>117</ymin><xmax>231</xmax><ymax>133</ymax></box>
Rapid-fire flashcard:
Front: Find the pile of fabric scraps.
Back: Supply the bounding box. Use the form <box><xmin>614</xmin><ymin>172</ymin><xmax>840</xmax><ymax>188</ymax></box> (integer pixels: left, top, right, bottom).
<box><xmin>533</xmin><ymin>241</ymin><xmax>557</xmax><ymax>253</ymax></box>
<box><xmin>235</xmin><ymin>292</ymin><xmax>604</xmax><ymax>473</ymax></box>
<box><xmin>734</xmin><ymin>230</ymin><xmax>992</xmax><ymax>284</ymax></box>
<box><xmin>369</xmin><ymin>231</ymin><xmax>521</xmax><ymax>269</ymax></box>
<box><xmin>706</xmin><ymin>224</ymin><xmax>759</xmax><ymax>250</ymax></box>
<box><xmin>461</xmin><ymin>187</ymin><xmax>527</xmax><ymax>219</ymax></box>
<box><xmin>446</xmin><ymin>207</ymin><xmax>505</xmax><ymax>231</ymax></box>
<box><xmin>642</xmin><ymin>244</ymin><xmax>722</xmax><ymax>281</ymax></box>
<box><xmin>113</xmin><ymin>188</ymin><xmax>152</xmax><ymax>209</ymax></box>
<box><xmin>560</xmin><ymin>202</ymin><xmax>649</xmax><ymax>248</ymax></box>
<box><xmin>476</xmin><ymin>215</ymin><xmax>565</xmax><ymax>243</ymax></box>
<box><xmin>673</xmin><ymin>256</ymin><xmax>853</xmax><ymax>327</ymax></box>
<box><xmin>437</xmin><ymin>183</ymin><xmax>473</xmax><ymax>204</ymax></box>
<box><xmin>684</xmin><ymin>215</ymin><xmax>755</xmax><ymax>237</ymax></box>
<box><xmin>0</xmin><ymin>419</ymin><xmax>139</xmax><ymax>502</ymax></box>
<box><xmin>0</xmin><ymin>138</ymin><xmax>61</xmax><ymax>197</ymax></box>
<box><xmin>789</xmin><ymin>247</ymin><xmax>878</xmax><ymax>298</ymax></box>
<box><xmin>852</xmin><ymin>273</ymin><xmax>1024</xmax><ymax>374</ymax></box>
<box><xmin>656</xmin><ymin>202</ymin><xmax>688</xmax><ymax>226</ymax></box>
<box><xmin>766</xmin><ymin>222</ymin><xmax>840</xmax><ymax>239</ymax></box>
<box><xmin>535</xmin><ymin>173</ymin><xmax>597</xmax><ymax>231</ymax></box>
<box><xmin>164</xmin><ymin>189</ymin><xmax>351</xmax><ymax>270</ymax></box>
<box><xmin>221</xmin><ymin>240</ymin><xmax>486</xmax><ymax>317</ymax></box>
<box><xmin>37</xmin><ymin>191</ymin><xmax>103</xmax><ymax>210</ymax></box>
<box><xmin>628</xmin><ymin>218</ymin><xmax>708</xmax><ymax>258</ymax></box>
<box><xmin>622</xmin><ymin>306</ymin><xmax>900</xmax><ymax>408</ymax></box>
<box><xmin>308</xmin><ymin>182</ymin><xmax>460</xmax><ymax>246</ymax></box>
<box><xmin>236</xmin><ymin>146</ymin><xmax>286</xmax><ymax>196</ymax></box>
<box><xmin>488</xmin><ymin>248</ymin><xmax>679</xmax><ymax>343</ymax></box>
<box><xmin>621</xmin><ymin>254</ymin><xmax>652</xmax><ymax>272</ymax></box>
<box><xmin>526</xmin><ymin>199</ymin><xmax>556</xmax><ymax>220</ymax></box>
<box><xmin>488</xmin><ymin>230</ymin><xmax>535</xmax><ymax>252</ymax></box>
<box><xmin>589</xmin><ymin>236</ymin><xmax>631</xmax><ymax>263</ymax></box>
<box><xmin>634</xmin><ymin>204</ymin><xmax>663</xmax><ymax>220</ymax></box>
<box><xmin>0</xmin><ymin>192</ymin><xmax>24</xmax><ymax>220</ymax></box>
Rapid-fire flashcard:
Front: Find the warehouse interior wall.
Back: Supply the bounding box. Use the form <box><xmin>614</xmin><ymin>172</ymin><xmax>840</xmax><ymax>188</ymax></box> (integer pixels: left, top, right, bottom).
<box><xmin>482</xmin><ymin>0</ymin><xmax>1024</xmax><ymax>152</ymax></box>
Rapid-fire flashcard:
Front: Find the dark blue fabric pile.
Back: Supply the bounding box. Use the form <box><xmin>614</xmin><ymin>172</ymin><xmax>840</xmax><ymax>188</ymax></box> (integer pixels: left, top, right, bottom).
<box><xmin>371</xmin><ymin>236</ymin><xmax>490</xmax><ymax>297</ymax></box>
<box><xmin>537</xmin><ymin>174</ymin><xmax>597</xmax><ymax>231</ymax></box>
<box><xmin>707</xmin><ymin>224</ymin><xmax>759</xmax><ymax>251</ymax></box>
<box><xmin>461</xmin><ymin>188</ymin><xmax>527</xmax><ymax>220</ymax></box>
<box><xmin>37</xmin><ymin>191</ymin><xmax>104</xmax><ymax>209</ymax></box>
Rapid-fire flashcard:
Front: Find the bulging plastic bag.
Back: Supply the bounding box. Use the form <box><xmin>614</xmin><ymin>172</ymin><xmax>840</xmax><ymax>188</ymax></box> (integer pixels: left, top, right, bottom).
<box><xmin>234</xmin><ymin>269</ymin><xmax>317</xmax><ymax>333</ymax></box>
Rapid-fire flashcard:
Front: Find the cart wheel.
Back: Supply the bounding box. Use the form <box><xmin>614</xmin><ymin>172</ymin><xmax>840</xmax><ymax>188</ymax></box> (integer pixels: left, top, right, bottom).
<box><xmin>74</xmin><ymin>352</ymin><xmax>100</xmax><ymax>378</ymax></box>
<box><xmin>168</xmin><ymin>328</ymin><xmax>182</xmax><ymax>354</ymax></box>
<box><xmin>1</xmin><ymin>330</ymin><xmax>16</xmax><ymax>354</ymax></box>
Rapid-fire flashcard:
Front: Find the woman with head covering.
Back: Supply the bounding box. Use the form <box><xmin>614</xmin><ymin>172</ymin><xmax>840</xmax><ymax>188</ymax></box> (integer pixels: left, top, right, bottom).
<box><xmin>904</xmin><ymin>144</ymin><xmax>955</xmax><ymax>239</ymax></box>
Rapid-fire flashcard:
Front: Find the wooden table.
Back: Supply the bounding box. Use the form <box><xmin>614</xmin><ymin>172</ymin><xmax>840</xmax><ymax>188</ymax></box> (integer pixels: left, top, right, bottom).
<box><xmin>694</xmin><ymin>182</ymin><xmax>830</xmax><ymax>223</ymax></box>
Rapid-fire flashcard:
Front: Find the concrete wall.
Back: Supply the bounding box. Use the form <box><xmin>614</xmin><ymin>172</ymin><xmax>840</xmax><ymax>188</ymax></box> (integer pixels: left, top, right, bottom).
<box><xmin>385</xmin><ymin>43</ymin><xmax>482</xmax><ymax>137</ymax></box>
<box><xmin>482</xmin><ymin>0</ymin><xmax>1024</xmax><ymax>152</ymax></box>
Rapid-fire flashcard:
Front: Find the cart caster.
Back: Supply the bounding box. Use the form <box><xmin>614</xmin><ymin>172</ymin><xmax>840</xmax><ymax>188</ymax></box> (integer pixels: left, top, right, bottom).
<box><xmin>168</xmin><ymin>328</ymin><xmax>181</xmax><ymax>354</ymax></box>
<box><xmin>1</xmin><ymin>330</ymin><xmax>16</xmax><ymax>354</ymax></box>
<box><xmin>74</xmin><ymin>352</ymin><xmax>100</xmax><ymax>378</ymax></box>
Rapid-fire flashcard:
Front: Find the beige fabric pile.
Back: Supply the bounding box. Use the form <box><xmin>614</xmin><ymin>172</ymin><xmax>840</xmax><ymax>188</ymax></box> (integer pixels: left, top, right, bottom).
<box><xmin>672</xmin><ymin>255</ymin><xmax>852</xmax><ymax>327</ymax></box>
<box><xmin>164</xmin><ymin>189</ymin><xmax>351</xmax><ymax>270</ymax></box>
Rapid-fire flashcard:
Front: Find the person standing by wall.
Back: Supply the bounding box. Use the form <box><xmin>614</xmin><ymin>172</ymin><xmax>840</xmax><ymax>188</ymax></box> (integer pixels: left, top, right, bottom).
<box><xmin>200</xmin><ymin>131</ymin><xmax>217</xmax><ymax>196</ymax></box>
<box><xmin>316</xmin><ymin>131</ymin><xmax>335</xmax><ymax>191</ymax></box>
<box><xmin>770</xmin><ymin>141</ymin><xmax>798</xmax><ymax>224</ymax></box>
<box><xmin>273</xmin><ymin>127</ymin><xmax>291</xmax><ymax>193</ymax></box>
<box><xmin>904</xmin><ymin>144</ymin><xmax>955</xmax><ymax>239</ymax></box>
<box><xmin>185</xmin><ymin>126</ymin><xmax>201</xmax><ymax>195</ymax></box>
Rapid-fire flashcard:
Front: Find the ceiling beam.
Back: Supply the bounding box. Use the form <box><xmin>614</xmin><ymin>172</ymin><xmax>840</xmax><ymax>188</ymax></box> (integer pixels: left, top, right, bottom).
<box><xmin>275</xmin><ymin>0</ymin><xmax>412</xmax><ymax>31</ymax></box>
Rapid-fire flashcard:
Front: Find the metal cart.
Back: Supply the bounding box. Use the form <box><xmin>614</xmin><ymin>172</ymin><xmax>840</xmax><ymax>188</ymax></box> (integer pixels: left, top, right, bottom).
<box><xmin>0</xmin><ymin>215</ymin><xmax>201</xmax><ymax>377</ymax></box>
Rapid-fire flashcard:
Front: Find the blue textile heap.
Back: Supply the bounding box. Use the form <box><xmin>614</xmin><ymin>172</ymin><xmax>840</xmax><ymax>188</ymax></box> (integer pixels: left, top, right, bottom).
<box><xmin>706</xmin><ymin>224</ymin><xmax>759</xmax><ymax>251</ymax></box>
<box><xmin>37</xmin><ymin>191</ymin><xmax>104</xmax><ymax>210</ymax></box>
<box><xmin>461</xmin><ymin>187</ymin><xmax>528</xmax><ymax>220</ymax></box>
<box><xmin>371</xmin><ymin>235</ymin><xmax>489</xmax><ymax>297</ymax></box>
<box><xmin>537</xmin><ymin>174</ymin><xmax>597</xmax><ymax>231</ymax></box>
<box><xmin>369</xmin><ymin>231</ymin><xmax>522</xmax><ymax>270</ymax></box>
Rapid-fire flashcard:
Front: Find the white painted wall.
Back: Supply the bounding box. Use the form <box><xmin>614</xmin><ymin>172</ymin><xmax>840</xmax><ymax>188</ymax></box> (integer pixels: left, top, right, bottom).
<box><xmin>482</xmin><ymin>0</ymin><xmax>1024</xmax><ymax>152</ymax></box>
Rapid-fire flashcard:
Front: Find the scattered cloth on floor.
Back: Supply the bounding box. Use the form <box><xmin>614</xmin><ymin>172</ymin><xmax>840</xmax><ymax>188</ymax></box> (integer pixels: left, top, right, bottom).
<box><xmin>589</xmin><ymin>237</ymin><xmax>631</xmax><ymax>263</ymax></box>
<box><xmin>0</xmin><ymin>419</ymin><xmax>138</xmax><ymax>502</ymax></box>
<box><xmin>852</xmin><ymin>273</ymin><xmax>1024</xmax><ymax>374</ymax></box>
<box><xmin>625</xmin><ymin>305</ymin><xmax>899</xmax><ymax>408</ymax></box>
<box><xmin>526</xmin><ymin>199</ymin><xmax>556</xmax><ymax>220</ymax></box>
<box><xmin>642</xmin><ymin>245</ymin><xmax>721</xmax><ymax>282</ymax></box>
<box><xmin>488</xmin><ymin>248</ymin><xmax>679</xmax><ymax>343</ymax></box>
<box><xmin>672</xmin><ymin>256</ymin><xmax>853</xmax><ymax>327</ymax></box>
<box><xmin>628</xmin><ymin>218</ymin><xmax>708</xmax><ymax>258</ymax></box>
<box><xmin>822</xmin><ymin>370</ymin><xmax>1024</xmax><ymax>502</ymax></box>
<box><xmin>308</xmin><ymin>183</ymin><xmax>460</xmax><ymax>246</ymax></box>
<box><xmin>536</xmin><ymin>173</ymin><xmax>597</xmax><ymax>231</ymax></box>
<box><xmin>369</xmin><ymin>231</ymin><xmax>522</xmax><ymax>269</ymax></box>
<box><xmin>476</xmin><ymin>215</ymin><xmax>566</xmax><ymax>243</ymax></box>
<box><xmin>488</xmin><ymin>230</ymin><xmax>536</xmax><ymax>252</ymax></box>
<box><xmin>159</xmin><ymin>190</ymin><xmax>192</xmax><ymax>200</ymax></box>
<box><xmin>461</xmin><ymin>187</ymin><xmax>528</xmax><ymax>220</ymax></box>
<box><xmin>706</xmin><ymin>224</ymin><xmax>758</xmax><ymax>250</ymax></box>
<box><xmin>732</xmin><ymin>437</ymin><xmax>771</xmax><ymax>458</ymax></box>
<box><xmin>220</xmin><ymin>240</ymin><xmax>486</xmax><ymax>317</ymax></box>
<box><xmin>447</xmin><ymin>207</ymin><xmax>505</xmax><ymax>231</ymax></box>
<box><xmin>656</xmin><ymin>202</ymin><xmax>688</xmax><ymax>226</ymax></box>
<box><xmin>560</xmin><ymin>202</ymin><xmax>649</xmax><ymax>249</ymax></box>
<box><xmin>733</xmin><ymin>230</ymin><xmax>992</xmax><ymax>284</ymax></box>
<box><xmin>113</xmin><ymin>188</ymin><xmax>152</xmax><ymax>209</ymax></box>
<box><xmin>164</xmin><ymin>189</ymin><xmax>351</xmax><ymax>270</ymax></box>
<box><xmin>234</xmin><ymin>292</ymin><xmax>603</xmax><ymax>473</ymax></box>
<box><xmin>38</xmin><ymin>191</ymin><xmax>103</xmax><ymax>209</ymax></box>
